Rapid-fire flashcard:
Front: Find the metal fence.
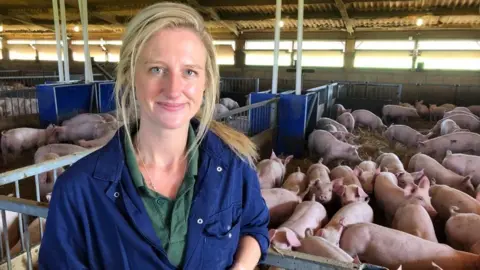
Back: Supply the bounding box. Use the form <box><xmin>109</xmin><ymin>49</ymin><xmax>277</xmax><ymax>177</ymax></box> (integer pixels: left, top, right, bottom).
<box><xmin>220</xmin><ymin>77</ymin><xmax>260</xmax><ymax>94</ymax></box>
<box><xmin>0</xmin><ymin>146</ymin><xmax>385</xmax><ymax>270</ymax></box>
<box><xmin>215</xmin><ymin>97</ymin><xmax>279</xmax><ymax>137</ymax></box>
<box><xmin>0</xmin><ymin>148</ymin><xmax>98</xmax><ymax>269</ymax></box>
<box><xmin>0</xmin><ymin>89</ymin><xmax>38</xmax><ymax>119</ymax></box>
<box><xmin>0</xmin><ymin>74</ymin><xmax>107</xmax><ymax>89</ymax></box>
<box><xmin>400</xmin><ymin>83</ymin><xmax>480</xmax><ymax>107</ymax></box>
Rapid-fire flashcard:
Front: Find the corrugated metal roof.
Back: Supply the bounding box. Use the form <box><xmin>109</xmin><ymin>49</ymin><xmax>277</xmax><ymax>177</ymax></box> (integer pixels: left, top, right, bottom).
<box><xmin>215</xmin><ymin>4</ymin><xmax>336</xmax><ymax>15</ymax></box>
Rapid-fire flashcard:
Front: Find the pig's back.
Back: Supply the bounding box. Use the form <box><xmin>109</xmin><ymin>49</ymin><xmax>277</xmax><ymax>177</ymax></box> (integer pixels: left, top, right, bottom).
<box><xmin>430</xmin><ymin>185</ymin><xmax>480</xmax><ymax>219</ymax></box>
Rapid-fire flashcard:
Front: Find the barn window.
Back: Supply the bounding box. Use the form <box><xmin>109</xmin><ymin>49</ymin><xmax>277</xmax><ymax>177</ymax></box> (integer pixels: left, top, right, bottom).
<box><xmin>213</xmin><ymin>40</ymin><xmax>235</xmax><ymax>65</ymax></box>
<box><xmin>354</xmin><ymin>40</ymin><xmax>415</xmax><ymax>69</ymax></box>
<box><xmin>416</xmin><ymin>40</ymin><xmax>480</xmax><ymax>70</ymax></box>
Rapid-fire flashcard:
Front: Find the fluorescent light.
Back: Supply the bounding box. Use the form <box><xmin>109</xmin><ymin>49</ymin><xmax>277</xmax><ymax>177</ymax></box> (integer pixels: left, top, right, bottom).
<box><xmin>73</xmin><ymin>25</ymin><xmax>80</xmax><ymax>32</ymax></box>
<box><xmin>279</xmin><ymin>20</ymin><xmax>284</xmax><ymax>28</ymax></box>
<box><xmin>416</xmin><ymin>18</ymin><xmax>424</xmax><ymax>26</ymax></box>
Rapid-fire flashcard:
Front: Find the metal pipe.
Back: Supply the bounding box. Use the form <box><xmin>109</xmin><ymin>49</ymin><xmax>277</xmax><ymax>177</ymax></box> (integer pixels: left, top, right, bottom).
<box><xmin>2</xmin><ymin>210</ymin><xmax>11</xmax><ymax>270</ymax></box>
<box><xmin>52</xmin><ymin>0</ymin><xmax>64</xmax><ymax>82</ymax></box>
<box><xmin>15</xmin><ymin>181</ymin><xmax>24</xmax><ymax>253</ymax></box>
<box><xmin>271</xmin><ymin>0</ymin><xmax>282</xmax><ymax>94</ymax></box>
<box><xmin>295</xmin><ymin>0</ymin><xmax>304</xmax><ymax>95</ymax></box>
<box><xmin>78</xmin><ymin>0</ymin><xmax>93</xmax><ymax>82</ymax></box>
<box><xmin>59</xmin><ymin>0</ymin><xmax>70</xmax><ymax>81</ymax></box>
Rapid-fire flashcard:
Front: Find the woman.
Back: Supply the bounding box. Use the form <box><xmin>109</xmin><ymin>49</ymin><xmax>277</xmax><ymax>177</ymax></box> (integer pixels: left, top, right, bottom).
<box><xmin>38</xmin><ymin>3</ymin><xmax>270</xmax><ymax>270</ymax></box>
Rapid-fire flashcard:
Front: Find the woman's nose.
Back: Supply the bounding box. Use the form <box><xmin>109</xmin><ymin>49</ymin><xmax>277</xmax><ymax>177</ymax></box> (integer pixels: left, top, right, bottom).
<box><xmin>163</xmin><ymin>72</ymin><xmax>184</xmax><ymax>98</ymax></box>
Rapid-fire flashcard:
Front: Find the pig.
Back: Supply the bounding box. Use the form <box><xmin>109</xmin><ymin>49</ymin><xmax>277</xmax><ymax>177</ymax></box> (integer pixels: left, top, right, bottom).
<box><xmin>439</xmin><ymin>103</ymin><xmax>456</xmax><ymax>111</ymax></box>
<box><xmin>295</xmin><ymin>229</ymin><xmax>355</xmax><ymax>263</ymax></box>
<box><xmin>429</xmin><ymin>105</ymin><xmax>447</xmax><ymax>122</ymax></box>
<box><xmin>282</xmin><ymin>167</ymin><xmax>308</xmax><ymax>194</ymax></box>
<box><xmin>399</xmin><ymin>102</ymin><xmax>414</xmax><ymax>108</ymax></box>
<box><xmin>98</xmin><ymin>113</ymin><xmax>117</xmax><ymax>123</ymax></box>
<box><xmin>445</xmin><ymin>206</ymin><xmax>480</xmax><ymax>254</ymax></box>
<box><xmin>0</xmin><ymin>194</ymin><xmax>20</xmax><ymax>252</ymax></box>
<box><xmin>330</xmin><ymin>165</ymin><xmax>362</xmax><ymax>186</ymax></box>
<box><xmin>337</xmin><ymin>112</ymin><xmax>355</xmax><ymax>132</ymax></box>
<box><xmin>61</xmin><ymin>113</ymin><xmax>105</xmax><ymax>126</ymax></box>
<box><xmin>430</xmin><ymin>114</ymin><xmax>480</xmax><ymax>135</ymax></box>
<box><xmin>392</xmin><ymin>203</ymin><xmax>438</xmax><ymax>242</ymax></box>
<box><xmin>440</xmin><ymin>119</ymin><xmax>468</xmax><ymax>136</ymax></box>
<box><xmin>34</xmin><ymin>152</ymin><xmax>65</xmax><ymax>199</ymax></box>
<box><xmin>219</xmin><ymin>98</ymin><xmax>239</xmax><ymax>110</ymax></box>
<box><xmin>332</xmin><ymin>104</ymin><xmax>351</xmax><ymax>118</ymax></box>
<box><xmin>374</xmin><ymin>172</ymin><xmax>437</xmax><ymax>223</ymax></box>
<box><xmin>376</xmin><ymin>152</ymin><xmax>416</xmax><ymax>188</ymax></box>
<box><xmin>354</xmin><ymin>167</ymin><xmax>380</xmax><ymax>195</ymax></box>
<box><xmin>415</xmin><ymin>100</ymin><xmax>430</xmax><ymax>119</ymax></box>
<box><xmin>382</xmin><ymin>105</ymin><xmax>420</xmax><ymax>123</ymax></box>
<box><xmin>418</xmin><ymin>132</ymin><xmax>480</xmax><ymax>161</ymax></box>
<box><xmin>10</xmin><ymin>217</ymin><xmax>46</xmax><ymax>256</ymax></box>
<box><xmin>261</xmin><ymin>188</ymin><xmax>302</xmax><ymax>228</ymax></box>
<box><xmin>352</xmin><ymin>109</ymin><xmax>387</xmax><ymax>132</ymax></box>
<box><xmin>444</xmin><ymin>111</ymin><xmax>479</xmax><ymax>121</ymax></box>
<box><xmin>468</xmin><ymin>105</ymin><xmax>480</xmax><ymax>117</ymax></box>
<box><xmin>316</xmin><ymin>202</ymin><xmax>373</xmax><ymax>246</ymax></box>
<box><xmin>307</xmin><ymin>130</ymin><xmax>362</xmax><ymax>165</ymax></box>
<box><xmin>430</xmin><ymin>185</ymin><xmax>480</xmax><ymax>220</ymax></box>
<box><xmin>269</xmin><ymin>198</ymin><xmax>327</xmax><ymax>250</ymax></box>
<box><xmin>442</xmin><ymin>150</ymin><xmax>480</xmax><ymax>187</ymax></box>
<box><xmin>408</xmin><ymin>153</ymin><xmax>475</xmax><ymax>196</ymax></box>
<box><xmin>214</xmin><ymin>103</ymin><xmax>229</xmax><ymax>118</ymax></box>
<box><xmin>53</xmin><ymin>121</ymin><xmax>118</xmax><ymax>143</ymax></box>
<box><xmin>1</xmin><ymin>125</ymin><xmax>57</xmax><ymax>163</ymax></box>
<box><xmin>358</xmin><ymin>159</ymin><xmax>377</xmax><ymax>173</ymax></box>
<box><xmin>333</xmin><ymin>182</ymin><xmax>369</xmax><ymax>206</ymax></box>
<box><xmin>77</xmin><ymin>129</ymin><xmax>117</xmax><ymax>148</ymax></box>
<box><xmin>34</xmin><ymin>143</ymin><xmax>87</xmax><ymax>159</ymax></box>
<box><xmin>256</xmin><ymin>151</ymin><xmax>293</xmax><ymax>189</ymax></box>
<box><xmin>340</xmin><ymin>222</ymin><xmax>480</xmax><ymax>270</ymax></box>
<box><xmin>316</xmin><ymin>118</ymin><xmax>348</xmax><ymax>133</ymax></box>
<box><xmin>323</xmin><ymin>124</ymin><xmax>337</xmax><ymax>132</ymax></box>
<box><xmin>330</xmin><ymin>131</ymin><xmax>358</xmax><ymax>143</ymax></box>
<box><xmin>305</xmin><ymin>159</ymin><xmax>333</xmax><ymax>204</ymax></box>
<box><xmin>383</xmin><ymin>124</ymin><xmax>432</xmax><ymax>148</ymax></box>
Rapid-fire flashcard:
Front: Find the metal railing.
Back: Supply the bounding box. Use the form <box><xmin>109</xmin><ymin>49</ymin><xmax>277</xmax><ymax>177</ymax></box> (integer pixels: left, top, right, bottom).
<box><xmin>0</xmin><ymin>148</ymin><xmax>97</xmax><ymax>269</ymax></box>
<box><xmin>220</xmin><ymin>77</ymin><xmax>260</xmax><ymax>93</ymax></box>
<box><xmin>215</xmin><ymin>97</ymin><xmax>279</xmax><ymax>137</ymax></box>
<box><xmin>0</xmin><ymin>74</ymin><xmax>106</xmax><ymax>89</ymax></box>
<box><xmin>336</xmin><ymin>81</ymin><xmax>402</xmax><ymax>104</ymax></box>
<box><xmin>0</xmin><ymin>89</ymin><xmax>38</xmax><ymax>119</ymax></box>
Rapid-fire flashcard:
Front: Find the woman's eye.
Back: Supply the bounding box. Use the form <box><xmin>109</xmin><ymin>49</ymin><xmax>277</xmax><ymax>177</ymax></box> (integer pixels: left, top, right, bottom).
<box><xmin>185</xmin><ymin>69</ymin><xmax>197</xmax><ymax>77</ymax></box>
<box><xmin>150</xmin><ymin>67</ymin><xmax>162</xmax><ymax>74</ymax></box>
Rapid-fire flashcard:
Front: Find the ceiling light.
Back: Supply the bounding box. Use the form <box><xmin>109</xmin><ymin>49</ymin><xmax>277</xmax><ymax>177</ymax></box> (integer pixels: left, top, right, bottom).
<box><xmin>0</xmin><ymin>24</ymin><xmax>3</xmax><ymax>32</ymax></box>
<box><xmin>278</xmin><ymin>20</ymin><xmax>284</xmax><ymax>28</ymax></box>
<box><xmin>73</xmin><ymin>25</ymin><xmax>80</xmax><ymax>32</ymax></box>
<box><xmin>416</xmin><ymin>18</ymin><xmax>424</xmax><ymax>27</ymax></box>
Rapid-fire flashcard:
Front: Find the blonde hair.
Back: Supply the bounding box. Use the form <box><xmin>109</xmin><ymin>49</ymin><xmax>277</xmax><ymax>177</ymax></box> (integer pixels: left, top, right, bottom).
<box><xmin>114</xmin><ymin>2</ymin><xmax>258</xmax><ymax>166</ymax></box>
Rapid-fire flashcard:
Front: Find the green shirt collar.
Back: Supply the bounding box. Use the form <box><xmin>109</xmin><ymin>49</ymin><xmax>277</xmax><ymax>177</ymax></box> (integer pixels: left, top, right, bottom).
<box><xmin>124</xmin><ymin>124</ymin><xmax>198</xmax><ymax>190</ymax></box>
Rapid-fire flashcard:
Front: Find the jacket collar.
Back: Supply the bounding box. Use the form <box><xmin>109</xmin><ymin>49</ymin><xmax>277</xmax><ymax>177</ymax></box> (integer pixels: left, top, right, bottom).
<box><xmin>92</xmin><ymin>118</ymin><xmax>229</xmax><ymax>182</ymax></box>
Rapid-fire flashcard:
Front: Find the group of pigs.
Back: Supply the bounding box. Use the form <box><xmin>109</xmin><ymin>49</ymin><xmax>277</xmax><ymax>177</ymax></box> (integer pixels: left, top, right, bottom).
<box><xmin>257</xmin><ymin>150</ymin><xmax>480</xmax><ymax>270</ymax></box>
<box><xmin>258</xmin><ymin>102</ymin><xmax>480</xmax><ymax>269</ymax></box>
<box><xmin>1</xmin><ymin>112</ymin><xmax>120</xmax><ymax>200</ymax></box>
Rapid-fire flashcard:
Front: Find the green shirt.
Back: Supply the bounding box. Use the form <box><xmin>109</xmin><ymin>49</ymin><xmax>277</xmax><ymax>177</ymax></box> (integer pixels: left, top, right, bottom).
<box><xmin>124</xmin><ymin>125</ymin><xmax>198</xmax><ymax>268</ymax></box>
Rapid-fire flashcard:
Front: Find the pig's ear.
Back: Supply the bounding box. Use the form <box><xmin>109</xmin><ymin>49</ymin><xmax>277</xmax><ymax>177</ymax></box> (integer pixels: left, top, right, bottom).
<box><xmin>285</xmin><ymin>229</ymin><xmax>301</xmax><ymax>248</ymax></box>
<box><xmin>318</xmin><ymin>158</ymin><xmax>324</xmax><ymax>164</ymax></box>
<box><xmin>353</xmin><ymin>166</ymin><xmax>363</xmax><ymax>176</ymax></box>
<box><xmin>284</xmin><ymin>155</ymin><xmax>294</xmax><ymax>165</ymax></box>
<box><xmin>418</xmin><ymin>141</ymin><xmax>426</xmax><ymax>147</ymax></box>
<box><xmin>418</xmin><ymin>177</ymin><xmax>430</xmax><ymax>189</ymax></box>
<box><xmin>356</xmin><ymin>186</ymin><xmax>368</xmax><ymax>199</ymax></box>
<box><xmin>431</xmin><ymin>262</ymin><xmax>443</xmax><ymax>270</ymax></box>
<box><xmin>396</xmin><ymin>265</ymin><xmax>403</xmax><ymax>270</ymax></box>
<box><xmin>45</xmin><ymin>192</ymin><xmax>52</xmax><ymax>202</ymax></box>
<box><xmin>375</xmin><ymin>167</ymin><xmax>381</xmax><ymax>175</ymax></box>
<box><xmin>331</xmin><ymin>177</ymin><xmax>344</xmax><ymax>188</ymax></box>
<box><xmin>347</xmin><ymin>109</ymin><xmax>352</xmax><ymax>113</ymax></box>
<box><xmin>396</xmin><ymin>171</ymin><xmax>405</xmax><ymax>178</ymax></box>
<box><xmin>475</xmin><ymin>192</ymin><xmax>480</xmax><ymax>203</ymax></box>
<box><xmin>296</xmin><ymin>166</ymin><xmax>301</xmax><ymax>173</ymax></box>
<box><xmin>306</xmin><ymin>228</ymin><xmax>315</xmax><ymax>237</ymax></box>
<box><xmin>270</xmin><ymin>151</ymin><xmax>277</xmax><ymax>159</ymax></box>
<box><xmin>403</xmin><ymin>183</ymin><xmax>417</xmax><ymax>196</ymax></box>
<box><xmin>333</xmin><ymin>184</ymin><xmax>346</xmax><ymax>196</ymax></box>
<box><xmin>338</xmin><ymin>217</ymin><xmax>346</xmax><ymax>227</ymax></box>
<box><xmin>463</xmin><ymin>175</ymin><xmax>472</xmax><ymax>184</ymax></box>
<box><xmin>314</xmin><ymin>228</ymin><xmax>323</xmax><ymax>237</ymax></box>
<box><xmin>353</xmin><ymin>255</ymin><xmax>361</xmax><ymax>264</ymax></box>
<box><xmin>268</xmin><ymin>229</ymin><xmax>277</xmax><ymax>241</ymax></box>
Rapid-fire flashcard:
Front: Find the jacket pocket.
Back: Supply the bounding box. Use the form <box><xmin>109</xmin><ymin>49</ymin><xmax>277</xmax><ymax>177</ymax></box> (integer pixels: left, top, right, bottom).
<box><xmin>202</xmin><ymin>202</ymin><xmax>242</xmax><ymax>269</ymax></box>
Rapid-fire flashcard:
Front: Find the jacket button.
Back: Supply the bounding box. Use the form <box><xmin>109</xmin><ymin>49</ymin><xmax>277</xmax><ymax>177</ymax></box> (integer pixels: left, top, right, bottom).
<box><xmin>197</xmin><ymin>218</ymin><xmax>203</xmax><ymax>225</ymax></box>
<box><xmin>216</xmin><ymin>166</ymin><xmax>222</xmax><ymax>172</ymax></box>
<box><xmin>228</xmin><ymin>233</ymin><xmax>232</xmax><ymax>238</ymax></box>
<box><xmin>113</xmin><ymin>192</ymin><xmax>120</xmax><ymax>198</ymax></box>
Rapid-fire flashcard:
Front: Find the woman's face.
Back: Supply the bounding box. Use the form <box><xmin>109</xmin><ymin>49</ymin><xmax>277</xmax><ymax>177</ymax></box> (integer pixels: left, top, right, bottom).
<box><xmin>134</xmin><ymin>28</ymin><xmax>207</xmax><ymax>130</ymax></box>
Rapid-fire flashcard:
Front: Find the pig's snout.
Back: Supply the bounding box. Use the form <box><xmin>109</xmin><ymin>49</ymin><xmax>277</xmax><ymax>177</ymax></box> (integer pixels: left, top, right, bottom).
<box><xmin>426</xmin><ymin>206</ymin><xmax>438</xmax><ymax>218</ymax></box>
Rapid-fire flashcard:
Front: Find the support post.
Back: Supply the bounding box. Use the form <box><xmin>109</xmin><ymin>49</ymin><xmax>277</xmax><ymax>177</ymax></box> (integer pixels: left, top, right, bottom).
<box><xmin>295</xmin><ymin>0</ymin><xmax>304</xmax><ymax>95</ymax></box>
<box><xmin>52</xmin><ymin>0</ymin><xmax>64</xmax><ymax>81</ymax></box>
<box><xmin>271</xmin><ymin>0</ymin><xmax>282</xmax><ymax>94</ymax></box>
<box><xmin>59</xmin><ymin>0</ymin><xmax>70</xmax><ymax>81</ymax></box>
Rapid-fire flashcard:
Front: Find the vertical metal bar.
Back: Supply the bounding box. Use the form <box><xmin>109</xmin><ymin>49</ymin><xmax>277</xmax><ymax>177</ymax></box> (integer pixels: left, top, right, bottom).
<box><xmin>15</xmin><ymin>181</ymin><xmax>25</xmax><ymax>252</ymax></box>
<box><xmin>59</xmin><ymin>0</ymin><xmax>70</xmax><ymax>81</ymax></box>
<box><xmin>0</xmin><ymin>224</ymin><xmax>3</xmax><ymax>261</ymax></box>
<box><xmin>295</xmin><ymin>0</ymin><xmax>304</xmax><ymax>96</ymax></box>
<box><xmin>271</xmin><ymin>0</ymin><xmax>282</xmax><ymax>94</ymax></box>
<box><xmin>34</xmin><ymin>174</ymin><xmax>44</xmax><ymax>237</ymax></box>
<box><xmin>23</xmin><ymin>214</ymin><xmax>33</xmax><ymax>270</ymax></box>
<box><xmin>2</xmin><ymin>210</ymin><xmax>11</xmax><ymax>270</ymax></box>
<box><xmin>52</xmin><ymin>0</ymin><xmax>64</xmax><ymax>82</ymax></box>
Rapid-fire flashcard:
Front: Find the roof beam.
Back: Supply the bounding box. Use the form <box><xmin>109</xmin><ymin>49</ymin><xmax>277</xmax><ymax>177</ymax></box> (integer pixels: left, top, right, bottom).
<box><xmin>64</xmin><ymin>0</ymin><xmax>120</xmax><ymax>25</ymax></box>
<box><xmin>219</xmin><ymin>11</ymin><xmax>340</xmax><ymax>21</ymax></box>
<box><xmin>0</xmin><ymin>15</ymin><xmax>54</xmax><ymax>31</ymax></box>
<box><xmin>199</xmin><ymin>0</ymin><xmax>332</xmax><ymax>7</ymax></box>
<box><xmin>333</xmin><ymin>0</ymin><xmax>354</xmax><ymax>34</ymax></box>
<box><xmin>187</xmin><ymin>0</ymin><xmax>239</xmax><ymax>36</ymax></box>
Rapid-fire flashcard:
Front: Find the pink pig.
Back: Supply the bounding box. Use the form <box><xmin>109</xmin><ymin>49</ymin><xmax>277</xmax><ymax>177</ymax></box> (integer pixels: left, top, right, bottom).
<box><xmin>430</xmin><ymin>114</ymin><xmax>480</xmax><ymax>135</ymax></box>
<box><xmin>269</xmin><ymin>198</ymin><xmax>327</xmax><ymax>250</ymax></box>
<box><xmin>418</xmin><ymin>132</ymin><xmax>480</xmax><ymax>162</ymax></box>
<box><xmin>316</xmin><ymin>202</ymin><xmax>373</xmax><ymax>246</ymax></box>
<box><xmin>430</xmin><ymin>185</ymin><xmax>480</xmax><ymax>220</ymax></box>
<box><xmin>282</xmin><ymin>167</ymin><xmax>309</xmax><ymax>194</ymax></box>
<box><xmin>337</xmin><ymin>112</ymin><xmax>355</xmax><ymax>133</ymax></box>
<box><xmin>374</xmin><ymin>172</ymin><xmax>437</xmax><ymax>223</ymax></box>
<box><xmin>261</xmin><ymin>188</ymin><xmax>302</xmax><ymax>228</ymax></box>
<box><xmin>340</xmin><ymin>222</ymin><xmax>480</xmax><ymax>270</ymax></box>
<box><xmin>383</xmin><ymin>124</ymin><xmax>432</xmax><ymax>148</ymax></box>
<box><xmin>392</xmin><ymin>203</ymin><xmax>438</xmax><ymax>242</ymax></box>
<box><xmin>352</xmin><ymin>109</ymin><xmax>387</xmax><ymax>132</ymax></box>
<box><xmin>256</xmin><ymin>151</ymin><xmax>293</xmax><ymax>189</ymax></box>
<box><xmin>332</xmin><ymin>180</ymin><xmax>369</xmax><ymax>206</ymax></box>
<box><xmin>307</xmin><ymin>130</ymin><xmax>362</xmax><ymax>165</ymax></box>
<box><xmin>442</xmin><ymin>150</ymin><xmax>480</xmax><ymax>188</ymax></box>
<box><xmin>305</xmin><ymin>159</ymin><xmax>333</xmax><ymax>204</ymax></box>
<box><xmin>445</xmin><ymin>206</ymin><xmax>480</xmax><ymax>255</ymax></box>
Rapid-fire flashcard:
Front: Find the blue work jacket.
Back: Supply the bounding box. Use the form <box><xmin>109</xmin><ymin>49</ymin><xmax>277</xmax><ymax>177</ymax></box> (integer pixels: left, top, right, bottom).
<box><xmin>38</xmin><ymin>121</ymin><xmax>270</xmax><ymax>270</ymax></box>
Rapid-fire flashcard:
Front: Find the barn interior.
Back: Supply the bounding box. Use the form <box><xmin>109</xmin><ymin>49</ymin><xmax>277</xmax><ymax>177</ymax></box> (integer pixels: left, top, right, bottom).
<box><xmin>0</xmin><ymin>0</ymin><xmax>479</xmax><ymax>269</ymax></box>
